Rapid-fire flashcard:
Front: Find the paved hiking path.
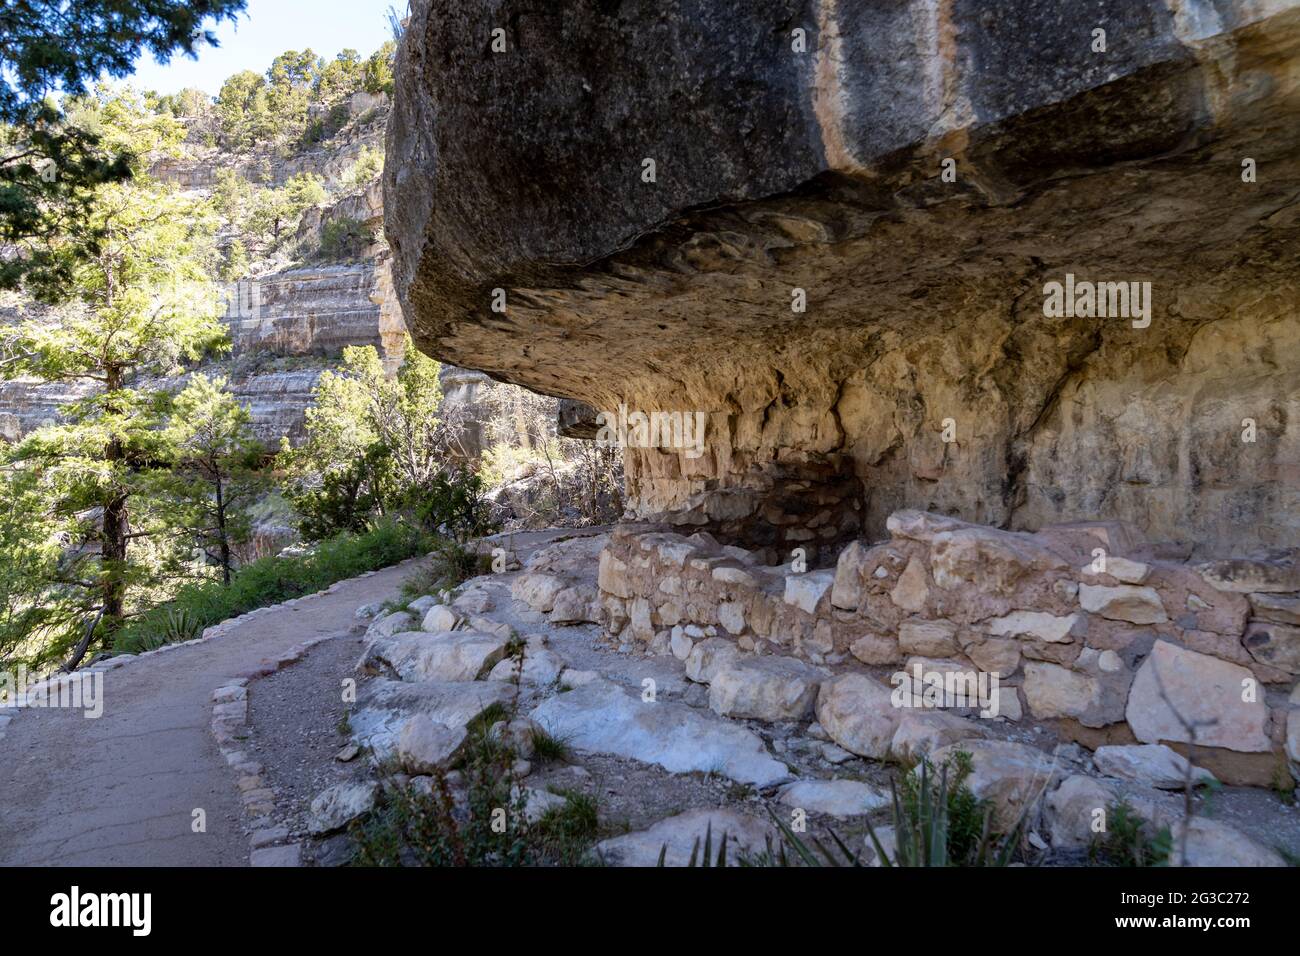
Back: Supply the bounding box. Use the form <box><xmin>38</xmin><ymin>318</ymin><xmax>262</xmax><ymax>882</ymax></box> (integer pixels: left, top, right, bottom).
<box><xmin>0</xmin><ymin>561</ymin><xmax>415</xmax><ymax>866</ymax></box>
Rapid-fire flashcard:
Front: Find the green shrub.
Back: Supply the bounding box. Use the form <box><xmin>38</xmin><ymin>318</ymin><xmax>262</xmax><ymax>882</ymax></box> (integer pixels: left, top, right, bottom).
<box><xmin>727</xmin><ymin>752</ymin><xmax>1026</xmax><ymax>868</ymax></box>
<box><xmin>398</xmin><ymin>539</ymin><xmax>490</xmax><ymax>600</ymax></box>
<box><xmin>1088</xmin><ymin>799</ymin><xmax>1172</xmax><ymax>867</ymax></box>
<box><xmin>114</xmin><ymin>520</ymin><xmax>431</xmax><ymax>654</ymax></box>
<box><xmin>409</xmin><ymin>469</ymin><xmax>499</xmax><ymax>544</ymax></box>
<box><xmin>318</xmin><ymin>215</ymin><xmax>372</xmax><ymax>260</ymax></box>
<box><xmin>289</xmin><ymin>442</ymin><xmax>397</xmax><ymax>541</ymax></box>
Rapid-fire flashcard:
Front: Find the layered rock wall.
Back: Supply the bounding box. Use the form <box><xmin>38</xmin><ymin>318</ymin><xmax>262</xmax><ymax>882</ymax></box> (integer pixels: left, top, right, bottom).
<box><xmin>386</xmin><ymin>0</ymin><xmax>1300</xmax><ymax>556</ymax></box>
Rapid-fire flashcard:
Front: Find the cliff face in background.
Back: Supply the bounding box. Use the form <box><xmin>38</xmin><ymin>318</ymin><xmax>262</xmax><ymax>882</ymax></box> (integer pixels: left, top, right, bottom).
<box><xmin>0</xmin><ymin>92</ymin><xmax>471</xmax><ymax>451</ymax></box>
<box><xmin>386</xmin><ymin>0</ymin><xmax>1300</xmax><ymax>559</ymax></box>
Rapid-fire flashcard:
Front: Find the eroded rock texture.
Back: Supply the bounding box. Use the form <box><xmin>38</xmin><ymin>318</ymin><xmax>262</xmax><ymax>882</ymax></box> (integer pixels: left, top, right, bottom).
<box><xmin>387</xmin><ymin>0</ymin><xmax>1300</xmax><ymax>557</ymax></box>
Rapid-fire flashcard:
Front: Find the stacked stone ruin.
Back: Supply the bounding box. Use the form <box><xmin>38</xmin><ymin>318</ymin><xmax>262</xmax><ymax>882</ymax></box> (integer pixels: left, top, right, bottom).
<box><xmin>560</xmin><ymin>511</ymin><xmax>1297</xmax><ymax>787</ymax></box>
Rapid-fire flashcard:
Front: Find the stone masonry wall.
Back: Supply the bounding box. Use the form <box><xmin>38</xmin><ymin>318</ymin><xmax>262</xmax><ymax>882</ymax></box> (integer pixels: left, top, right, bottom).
<box><xmin>591</xmin><ymin>510</ymin><xmax>1300</xmax><ymax>785</ymax></box>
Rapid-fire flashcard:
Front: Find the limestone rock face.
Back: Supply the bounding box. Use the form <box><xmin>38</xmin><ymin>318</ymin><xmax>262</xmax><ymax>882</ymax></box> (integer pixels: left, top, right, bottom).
<box><xmin>386</xmin><ymin>0</ymin><xmax>1300</xmax><ymax>555</ymax></box>
<box><xmin>529</xmin><ymin>677</ymin><xmax>791</xmax><ymax>786</ymax></box>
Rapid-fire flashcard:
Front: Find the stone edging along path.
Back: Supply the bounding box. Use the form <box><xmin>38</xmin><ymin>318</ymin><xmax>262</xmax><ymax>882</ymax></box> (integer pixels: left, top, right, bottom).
<box><xmin>0</xmin><ymin>559</ymin><xmax>423</xmax><ymax>867</ymax></box>
<box><xmin>205</xmin><ymin>635</ymin><xmax>333</xmax><ymax>867</ymax></box>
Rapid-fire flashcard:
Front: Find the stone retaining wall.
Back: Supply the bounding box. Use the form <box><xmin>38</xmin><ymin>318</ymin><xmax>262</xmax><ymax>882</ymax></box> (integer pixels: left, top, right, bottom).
<box><xmin>594</xmin><ymin>510</ymin><xmax>1300</xmax><ymax>785</ymax></box>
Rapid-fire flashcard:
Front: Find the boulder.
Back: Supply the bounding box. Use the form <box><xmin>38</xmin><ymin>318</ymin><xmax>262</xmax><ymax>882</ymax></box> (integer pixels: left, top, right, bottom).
<box><xmin>365</xmin><ymin>610</ymin><xmax>413</xmax><ymax>641</ymax></box>
<box><xmin>815</xmin><ymin>673</ymin><xmax>901</xmax><ymax>760</ymax></box>
<box><xmin>1125</xmin><ymin>641</ymin><xmax>1271</xmax><ymax>753</ymax></box>
<box><xmin>511</xmin><ymin>572</ymin><xmax>567</xmax><ymax>613</ymax></box>
<box><xmin>1093</xmin><ymin>744</ymin><xmax>1217</xmax><ymax>791</ymax></box>
<box><xmin>707</xmin><ymin>656</ymin><xmax>825</xmax><ymax>721</ymax></box>
<box><xmin>684</xmin><ymin>637</ymin><xmax>743</xmax><ymax>684</ymax></box>
<box><xmin>407</xmin><ymin>595</ymin><xmax>438</xmax><ymax>616</ymax></box>
<box><xmin>365</xmin><ymin>630</ymin><xmax>510</xmax><ymax>683</ymax></box>
<box><xmin>512</xmin><ymin>786</ymin><xmax>569</xmax><ymax>824</ymax></box>
<box><xmin>1044</xmin><ymin>775</ymin><xmax>1116</xmax><ymax>848</ymax></box>
<box><xmin>396</xmin><ymin>716</ymin><xmax>468</xmax><ymax>773</ymax></box>
<box><xmin>890</xmin><ymin>710</ymin><xmax>988</xmax><ymax>761</ymax></box>
<box><xmin>349</xmin><ymin>678</ymin><xmax>512</xmax><ymax>761</ymax></box>
<box><xmin>487</xmin><ymin>647</ymin><xmax>566</xmax><ymax>685</ymax></box>
<box><xmin>778</xmin><ymin>779</ymin><xmax>890</xmax><ymax>818</ymax></box>
<box><xmin>1169</xmin><ymin>818</ymin><xmax>1286</xmax><ymax>867</ymax></box>
<box><xmin>927</xmin><ymin>740</ymin><xmax>1061</xmax><ymax>831</ymax></box>
<box><xmin>421</xmin><ymin>604</ymin><xmax>461</xmax><ymax>632</ymax></box>
<box><xmin>307</xmin><ymin>782</ymin><xmax>378</xmax><ymax>835</ymax></box>
<box><xmin>452</xmin><ymin>585</ymin><xmax>494</xmax><ymax>615</ymax></box>
<box><xmin>550</xmin><ymin>584</ymin><xmax>599</xmax><ymax>624</ymax></box>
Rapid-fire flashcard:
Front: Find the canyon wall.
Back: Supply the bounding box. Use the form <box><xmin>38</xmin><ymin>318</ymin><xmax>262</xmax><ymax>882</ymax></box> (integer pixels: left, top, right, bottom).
<box><xmin>386</xmin><ymin>0</ymin><xmax>1300</xmax><ymax>559</ymax></box>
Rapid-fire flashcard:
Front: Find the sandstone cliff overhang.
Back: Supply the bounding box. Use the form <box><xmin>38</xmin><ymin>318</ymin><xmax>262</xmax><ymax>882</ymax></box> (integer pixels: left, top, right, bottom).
<box><xmin>385</xmin><ymin>0</ymin><xmax>1300</xmax><ymax>555</ymax></box>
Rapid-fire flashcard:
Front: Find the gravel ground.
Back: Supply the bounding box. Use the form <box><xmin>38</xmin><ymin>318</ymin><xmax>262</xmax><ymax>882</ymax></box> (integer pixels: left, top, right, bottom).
<box><xmin>246</xmin><ymin>627</ymin><xmax>373</xmax><ymax>863</ymax></box>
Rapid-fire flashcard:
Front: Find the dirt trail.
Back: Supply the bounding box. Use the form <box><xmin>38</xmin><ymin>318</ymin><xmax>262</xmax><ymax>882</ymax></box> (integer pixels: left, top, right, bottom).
<box><xmin>0</xmin><ymin>560</ymin><xmax>418</xmax><ymax>866</ymax></box>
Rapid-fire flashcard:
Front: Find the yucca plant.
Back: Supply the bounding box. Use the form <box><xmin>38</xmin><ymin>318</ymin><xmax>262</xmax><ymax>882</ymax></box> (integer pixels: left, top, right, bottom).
<box><xmin>162</xmin><ymin>606</ymin><xmax>203</xmax><ymax>644</ymax></box>
<box><xmin>865</xmin><ymin>756</ymin><xmax>1027</xmax><ymax>867</ymax></box>
<box><xmin>659</xmin><ymin>821</ymin><xmax>731</xmax><ymax>867</ymax></box>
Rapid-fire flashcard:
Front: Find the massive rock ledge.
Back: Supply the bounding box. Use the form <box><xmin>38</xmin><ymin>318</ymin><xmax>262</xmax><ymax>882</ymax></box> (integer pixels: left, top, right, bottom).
<box><xmin>386</xmin><ymin>0</ymin><xmax>1300</xmax><ymax>557</ymax></box>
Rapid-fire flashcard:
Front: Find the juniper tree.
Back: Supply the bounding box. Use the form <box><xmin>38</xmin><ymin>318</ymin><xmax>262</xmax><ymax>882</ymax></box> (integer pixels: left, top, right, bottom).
<box><xmin>0</xmin><ymin>94</ymin><xmax>225</xmax><ymax>663</ymax></box>
<box><xmin>158</xmin><ymin>374</ymin><xmax>264</xmax><ymax>586</ymax></box>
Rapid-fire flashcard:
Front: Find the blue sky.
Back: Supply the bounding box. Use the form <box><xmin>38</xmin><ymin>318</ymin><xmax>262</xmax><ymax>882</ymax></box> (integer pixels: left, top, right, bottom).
<box><xmin>124</xmin><ymin>0</ymin><xmax>403</xmax><ymax>95</ymax></box>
